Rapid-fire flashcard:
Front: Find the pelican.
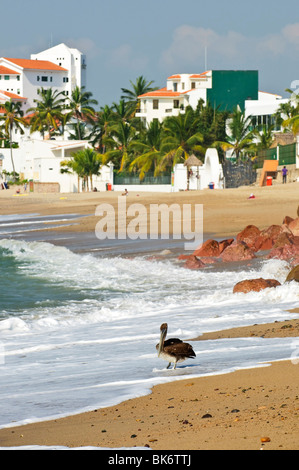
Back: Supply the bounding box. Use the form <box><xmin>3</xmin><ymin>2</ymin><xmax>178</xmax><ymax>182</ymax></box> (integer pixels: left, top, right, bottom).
<box><xmin>156</xmin><ymin>323</ymin><xmax>196</xmax><ymax>369</ymax></box>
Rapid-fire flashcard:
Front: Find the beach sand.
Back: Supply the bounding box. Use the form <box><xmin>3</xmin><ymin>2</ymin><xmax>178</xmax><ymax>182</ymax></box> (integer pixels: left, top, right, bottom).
<box><xmin>0</xmin><ymin>183</ymin><xmax>299</xmax><ymax>450</ymax></box>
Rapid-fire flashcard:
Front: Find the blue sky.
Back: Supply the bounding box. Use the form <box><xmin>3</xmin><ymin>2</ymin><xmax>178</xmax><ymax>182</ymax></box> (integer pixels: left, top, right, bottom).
<box><xmin>2</xmin><ymin>0</ymin><xmax>299</xmax><ymax>106</ymax></box>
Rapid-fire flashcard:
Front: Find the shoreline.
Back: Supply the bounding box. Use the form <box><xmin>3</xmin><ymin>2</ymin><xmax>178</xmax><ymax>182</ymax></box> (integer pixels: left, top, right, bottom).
<box><xmin>0</xmin><ymin>184</ymin><xmax>299</xmax><ymax>450</ymax></box>
<box><xmin>0</xmin><ymin>317</ymin><xmax>299</xmax><ymax>450</ymax></box>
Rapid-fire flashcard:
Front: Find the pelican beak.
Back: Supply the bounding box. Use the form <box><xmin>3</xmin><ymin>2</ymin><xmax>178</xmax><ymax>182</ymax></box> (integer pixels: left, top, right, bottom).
<box><xmin>158</xmin><ymin>327</ymin><xmax>167</xmax><ymax>357</ymax></box>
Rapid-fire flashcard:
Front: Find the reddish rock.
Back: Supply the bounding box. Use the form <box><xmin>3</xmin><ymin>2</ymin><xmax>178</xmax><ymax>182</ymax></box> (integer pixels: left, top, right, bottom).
<box><xmin>193</xmin><ymin>239</ymin><xmax>220</xmax><ymax>257</ymax></box>
<box><xmin>233</xmin><ymin>278</ymin><xmax>281</xmax><ymax>294</ymax></box>
<box><xmin>254</xmin><ymin>225</ymin><xmax>285</xmax><ymax>251</ymax></box>
<box><xmin>236</xmin><ymin>225</ymin><xmax>260</xmax><ymax>249</ymax></box>
<box><xmin>289</xmin><ymin>218</ymin><xmax>299</xmax><ymax>236</ymax></box>
<box><xmin>221</xmin><ymin>242</ymin><xmax>256</xmax><ymax>262</ymax></box>
<box><xmin>218</xmin><ymin>238</ymin><xmax>234</xmax><ymax>254</ymax></box>
<box><xmin>183</xmin><ymin>256</ymin><xmax>206</xmax><ymax>270</ymax></box>
<box><xmin>268</xmin><ymin>244</ymin><xmax>299</xmax><ymax>263</ymax></box>
<box><xmin>273</xmin><ymin>231</ymin><xmax>295</xmax><ymax>249</ymax></box>
<box><xmin>283</xmin><ymin>216</ymin><xmax>294</xmax><ymax>226</ymax></box>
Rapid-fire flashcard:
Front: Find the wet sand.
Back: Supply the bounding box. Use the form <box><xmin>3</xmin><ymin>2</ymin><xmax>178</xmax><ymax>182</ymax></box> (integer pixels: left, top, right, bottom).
<box><xmin>0</xmin><ymin>184</ymin><xmax>299</xmax><ymax>450</ymax></box>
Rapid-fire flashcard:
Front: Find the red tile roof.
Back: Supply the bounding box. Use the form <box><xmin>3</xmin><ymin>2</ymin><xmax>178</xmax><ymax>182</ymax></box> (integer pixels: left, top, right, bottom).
<box><xmin>0</xmin><ymin>90</ymin><xmax>27</xmax><ymax>100</ymax></box>
<box><xmin>4</xmin><ymin>58</ymin><xmax>67</xmax><ymax>71</ymax></box>
<box><xmin>0</xmin><ymin>65</ymin><xmax>19</xmax><ymax>75</ymax></box>
<box><xmin>139</xmin><ymin>87</ymin><xmax>182</xmax><ymax>98</ymax></box>
<box><xmin>167</xmin><ymin>74</ymin><xmax>181</xmax><ymax>79</ymax></box>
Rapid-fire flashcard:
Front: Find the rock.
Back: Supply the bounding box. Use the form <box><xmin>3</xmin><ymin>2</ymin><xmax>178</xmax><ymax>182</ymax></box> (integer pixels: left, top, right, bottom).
<box><xmin>233</xmin><ymin>278</ymin><xmax>281</xmax><ymax>293</ymax></box>
<box><xmin>288</xmin><ymin>218</ymin><xmax>299</xmax><ymax>236</ymax></box>
<box><xmin>283</xmin><ymin>216</ymin><xmax>294</xmax><ymax>226</ymax></box>
<box><xmin>193</xmin><ymin>239</ymin><xmax>220</xmax><ymax>257</ymax></box>
<box><xmin>236</xmin><ymin>225</ymin><xmax>260</xmax><ymax>249</ymax></box>
<box><xmin>221</xmin><ymin>242</ymin><xmax>256</xmax><ymax>262</ymax></box>
<box><xmin>261</xmin><ymin>437</ymin><xmax>271</xmax><ymax>443</ymax></box>
<box><xmin>218</xmin><ymin>238</ymin><xmax>234</xmax><ymax>254</ymax></box>
<box><xmin>268</xmin><ymin>244</ymin><xmax>299</xmax><ymax>264</ymax></box>
<box><xmin>183</xmin><ymin>255</ymin><xmax>206</xmax><ymax>270</ymax></box>
<box><xmin>286</xmin><ymin>265</ymin><xmax>299</xmax><ymax>283</ymax></box>
<box><xmin>254</xmin><ymin>225</ymin><xmax>285</xmax><ymax>251</ymax></box>
<box><xmin>273</xmin><ymin>232</ymin><xmax>295</xmax><ymax>249</ymax></box>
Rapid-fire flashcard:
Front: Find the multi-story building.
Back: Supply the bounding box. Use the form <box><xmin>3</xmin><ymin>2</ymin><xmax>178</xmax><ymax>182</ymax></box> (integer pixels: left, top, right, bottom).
<box><xmin>0</xmin><ymin>43</ymin><xmax>86</xmax><ymax>114</ymax></box>
<box><xmin>136</xmin><ymin>70</ymin><xmax>287</xmax><ymax>131</ymax></box>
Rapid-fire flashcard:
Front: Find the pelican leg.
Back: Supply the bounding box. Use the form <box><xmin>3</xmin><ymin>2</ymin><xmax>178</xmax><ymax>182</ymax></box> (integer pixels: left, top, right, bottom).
<box><xmin>173</xmin><ymin>361</ymin><xmax>177</xmax><ymax>370</ymax></box>
<box><xmin>166</xmin><ymin>362</ymin><xmax>171</xmax><ymax>369</ymax></box>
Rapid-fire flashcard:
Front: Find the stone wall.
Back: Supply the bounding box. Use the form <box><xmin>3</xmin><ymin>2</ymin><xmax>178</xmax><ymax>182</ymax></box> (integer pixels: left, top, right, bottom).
<box><xmin>222</xmin><ymin>160</ymin><xmax>257</xmax><ymax>188</ymax></box>
<box><xmin>33</xmin><ymin>182</ymin><xmax>60</xmax><ymax>193</ymax></box>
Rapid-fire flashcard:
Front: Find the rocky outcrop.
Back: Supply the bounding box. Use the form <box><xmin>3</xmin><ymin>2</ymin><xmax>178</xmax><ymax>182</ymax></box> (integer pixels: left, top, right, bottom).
<box><xmin>183</xmin><ymin>255</ymin><xmax>206</xmax><ymax>270</ymax></box>
<box><xmin>236</xmin><ymin>225</ymin><xmax>260</xmax><ymax>249</ymax></box>
<box><xmin>220</xmin><ymin>242</ymin><xmax>256</xmax><ymax>262</ymax></box>
<box><xmin>288</xmin><ymin>218</ymin><xmax>299</xmax><ymax>237</ymax></box>
<box><xmin>193</xmin><ymin>239</ymin><xmax>221</xmax><ymax>257</ymax></box>
<box><xmin>286</xmin><ymin>265</ymin><xmax>299</xmax><ymax>283</ymax></box>
<box><xmin>233</xmin><ymin>278</ymin><xmax>281</xmax><ymax>293</ymax></box>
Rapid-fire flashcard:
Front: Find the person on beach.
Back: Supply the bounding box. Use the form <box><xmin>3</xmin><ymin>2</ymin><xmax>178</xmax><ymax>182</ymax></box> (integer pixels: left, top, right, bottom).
<box><xmin>122</xmin><ymin>188</ymin><xmax>128</xmax><ymax>196</ymax></box>
<box><xmin>282</xmin><ymin>166</ymin><xmax>288</xmax><ymax>184</ymax></box>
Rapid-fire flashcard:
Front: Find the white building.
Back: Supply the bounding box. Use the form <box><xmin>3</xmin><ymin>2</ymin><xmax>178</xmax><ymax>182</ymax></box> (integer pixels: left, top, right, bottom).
<box><xmin>0</xmin><ymin>139</ymin><xmax>113</xmax><ymax>193</ymax></box>
<box><xmin>136</xmin><ymin>72</ymin><xmax>211</xmax><ymax>127</ymax></box>
<box><xmin>31</xmin><ymin>43</ymin><xmax>87</xmax><ymax>98</ymax></box>
<box><xmin>137</xmin><ymin>70</ymin><xmax>288</xmax><ymax>133</ymax></box>
<box><xmin>0</xmin><ymin>43</ymin><xmax>86</xmax><ymax>115</ymax></box>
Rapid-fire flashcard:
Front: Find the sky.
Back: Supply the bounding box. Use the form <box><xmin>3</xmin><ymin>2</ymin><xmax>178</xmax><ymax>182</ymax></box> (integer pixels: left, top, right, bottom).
<box><xmin>1</xmin><ymin>0</ymin><xmax>299</xmax><ymax>106</ymax></box>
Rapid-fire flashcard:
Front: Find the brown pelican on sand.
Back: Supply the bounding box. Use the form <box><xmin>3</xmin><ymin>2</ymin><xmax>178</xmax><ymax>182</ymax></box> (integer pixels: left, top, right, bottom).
<box><xmin>156</xmin><ymin>323</ymin><xmax>196</xmax><ymax>369</ymax></box>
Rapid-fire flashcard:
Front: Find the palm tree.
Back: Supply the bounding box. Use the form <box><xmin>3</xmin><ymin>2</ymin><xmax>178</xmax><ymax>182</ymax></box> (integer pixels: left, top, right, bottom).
<box><xmin>60</xmin><ymin>148</ymin><xmax>101</xmax><ymax>191</ymax></box>
<box><xmin>27</xmin><ymin>87</ymin><xmax>66</xmax><ymax>139</ymax></box>
<box><xmin>0</xmin><ymin>101</ymin><xmax>27</xmax><ymax>180</ymax></box>
<box><xmin>101</xmin><ymin>121</ymin><xmax>137</xmax><ymax>172</ymax></box>
<box><xmin>67</xmin><ymin>86</ymin><xmax>98</xmax><ymax>140</ymax></box>
<box><xmin>121</xmin><ymin>76</ymin><xmax>157</xmax><ymax>116</ymax></box>
<box><xmin>89</xmin><ymin>105</ymin><xmax>116</xmax><ymax>153</ymax></box>
<box><xmin>129</xmin><ymin>119</ymin><xmax>165</xmax><ymax>179</ymax></box>
<box><xmin>252</xmin><ymin>124</ymin><xmax>274</xmax><ymax>151</ymax></box>
<box><xmin>158</xmin><ymin>108</ymin><xmax>204</xmax><ymax>171</ymax></box>
<box><xmin>222</xmin><ymin>108</ymin><xmax>254</xmax><ymax>161</ymax></box>
<box><xmin>283</xmin><ymin>114</ymin><xmax>299</xmax><ymax>136</ymax></box>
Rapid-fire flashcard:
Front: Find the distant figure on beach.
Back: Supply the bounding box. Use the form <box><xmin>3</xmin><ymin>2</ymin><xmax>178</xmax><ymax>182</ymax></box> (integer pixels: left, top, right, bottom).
<box><xmin>122</xmin><ymin>188</ymin><xmax>128</xmax><ymax>196</ymax></box>
<box><xmin>282</xmin><ymin>166</ymin><xmax>288</xmax><ymax>184</ymax></box>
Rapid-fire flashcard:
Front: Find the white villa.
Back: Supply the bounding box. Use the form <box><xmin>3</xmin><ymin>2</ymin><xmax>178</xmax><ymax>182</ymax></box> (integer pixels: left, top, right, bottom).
<box><xmin>0</xmin><ymin>43</ymin><xmax>86</xmax><ymax>115</ymax></box>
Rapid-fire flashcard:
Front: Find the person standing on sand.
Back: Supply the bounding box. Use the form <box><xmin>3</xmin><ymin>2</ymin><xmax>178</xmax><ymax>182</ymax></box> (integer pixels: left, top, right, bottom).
<box><xmin>282</xmin><ymin>166</ymin><xmax>288</xmax><ymax>184</ymax></box>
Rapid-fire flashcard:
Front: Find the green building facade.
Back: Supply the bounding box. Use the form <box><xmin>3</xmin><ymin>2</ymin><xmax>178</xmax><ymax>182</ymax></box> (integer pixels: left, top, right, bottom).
<box><xmin>207</xmin><ymin>70</ymin><xmax>259</xmax><ymax>112</ymax></box>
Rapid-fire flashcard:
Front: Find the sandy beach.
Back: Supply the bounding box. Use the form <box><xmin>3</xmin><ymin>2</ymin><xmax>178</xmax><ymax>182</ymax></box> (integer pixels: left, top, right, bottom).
<box><xmin>0</xmin><ymin>182</ymin><xmax>299</xmax><ymax>450</ymax></box>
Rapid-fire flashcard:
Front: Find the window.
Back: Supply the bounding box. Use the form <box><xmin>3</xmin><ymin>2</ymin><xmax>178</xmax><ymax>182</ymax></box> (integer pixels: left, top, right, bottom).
<box><xmin>4</xmin><ymin>75</ymin><xmax>9</xmax><ymax>80</ymax></box>
<box><xmin>50</xmin><ymin>77</ymin><xmax>53</xmax><ymax>82</ymax></box>
<box><xmin>191</xmin><ymin>82</ymin><xmax>196</xmax><ymax>89</ymax></box>
<box><xmin>182</xmin><ymin>83</ymin><xmax>185</xmax><ymax>90</ymax></box>
<box><xmin>63</xmin><ymin>77</ymin><xmax>69</xmax><ymax>83</ymax></box>
<box><xmin>17</xmin><ymin>75</ymin><xmax>20</xmax><ymax>81</ymax></box>
<box><xmin>37</xmin><ymin>76</ymin><xmax>40</xmax><ymax>81</ymax></box>
<box><xmin>41</xmin><ymin>76</ymin><xmax>48</xmax><ymax>82</ymax></box>
<box><xmin>153</xmin><ymin>99</ymin><xmax>159</xmax><ymax>110</ymax></box>
<box><xmin>173</xmin><ymin>83</ymin><xmax>178</xmax><ymax>92</ymax></box>
<box><xmin>173</xmin><ymin>100</ymin><xmax>180</xmax><ymax>109</ymax></box>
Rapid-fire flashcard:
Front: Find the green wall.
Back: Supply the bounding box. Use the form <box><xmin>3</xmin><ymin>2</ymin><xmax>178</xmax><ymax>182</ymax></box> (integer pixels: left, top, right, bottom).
<box><xmin>207</xmin><ymin>71</ymin><xmax>258</xmax><ymax>112</ymax></box>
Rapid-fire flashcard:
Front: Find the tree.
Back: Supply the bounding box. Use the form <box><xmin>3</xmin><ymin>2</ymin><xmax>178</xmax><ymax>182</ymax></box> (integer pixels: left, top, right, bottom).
<box><xmin>129</xmin><ymin>119</ymin><xmax>165</xmax><ymax>179</ymax></box>
<box><xmin>121</xmin><ymin>76</ymin><xmax>157</xmax><ymax>116</ymax></box>
<box><xmin>252</xmin><ymin>124</ymin><xmax>274</xmax><ymax>151</ymax></box>
<box><xmin>222</xmin><ymin>108</ymin><xmax>254</xmax><ymax>160</ymax></box>
<box><xmin>101</xmin><ymin>121</ymin><xmax>137</xmax><ymax>172</ymax></box>
<box><xmin>0</xmin><ymin>101</ymin><xmax>27</xmax><ymax>180</ymax></box>
<box><xmin>89</xmin><ymin>105</ymin><xmax>116</xmax><ymax>153</ymax></box>
<box><xmin>28</xmin><ymin>87</ymin><xmax>66</xmax><ymax>139</ymax></box>
<box><xmin>60</xmin><ymin>148</ymin><xmax>101</xmax><ymax>191</ymax></box>
<box><xmin>67</xmin><ymin>86</ymin><xmax>98</xmax><ymax>140</ymax></box>
<box><xmin>158</xmin><ymin>107</ymin><xmax>204</xmax><ymax>171</ymax></box>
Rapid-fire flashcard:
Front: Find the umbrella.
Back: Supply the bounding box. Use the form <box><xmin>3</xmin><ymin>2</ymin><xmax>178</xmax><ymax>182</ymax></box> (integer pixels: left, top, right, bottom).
<box><xmin>184</xmin><ymin>155</ymin><xmax>203</xmax><ymax>189</ymax></box>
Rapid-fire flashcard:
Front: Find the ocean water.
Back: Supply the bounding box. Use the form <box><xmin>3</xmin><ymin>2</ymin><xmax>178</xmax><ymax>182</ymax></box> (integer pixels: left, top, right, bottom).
<box><xmin>0</xmin><ymin>214</ymin><xmax>299</xmax><ymax>431</ymax></box>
